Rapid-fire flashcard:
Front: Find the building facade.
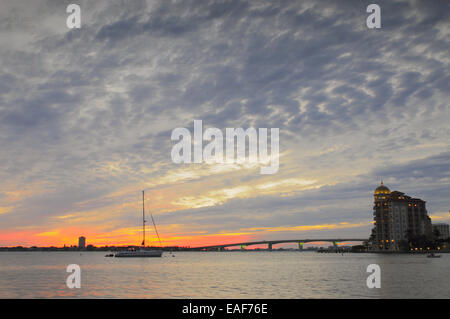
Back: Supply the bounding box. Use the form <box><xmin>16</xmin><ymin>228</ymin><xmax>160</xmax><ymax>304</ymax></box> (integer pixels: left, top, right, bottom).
<box><xmin>432</xmin><ymin>223</ymin><xmax>449</xmax><ymax>240</ymax></box>
<box><xmin>78</xmin><ymin>236</ymin><xmax>86</xmax><ymax>249</ymax></box>
<box><xmin>371</xmin><ymin>182</ymin><xmax>432</xmax><ymax>250</ymax></box>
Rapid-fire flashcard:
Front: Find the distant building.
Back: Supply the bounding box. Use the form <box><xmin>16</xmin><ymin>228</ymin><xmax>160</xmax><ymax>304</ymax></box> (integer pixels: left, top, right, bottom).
<box><xmin>432</xmin><ymin>223</ymin><xmax>449</xmax><ymax>240</ymax></box>
<box><xmin>371</xmin><ymin>181</ymin><xmax>432</xmax><ymax>250</ymax></box>
<box><xmin>78</xmin><ymin>236</ymin><xmax>86</xmax><ymax>249</ymax></box>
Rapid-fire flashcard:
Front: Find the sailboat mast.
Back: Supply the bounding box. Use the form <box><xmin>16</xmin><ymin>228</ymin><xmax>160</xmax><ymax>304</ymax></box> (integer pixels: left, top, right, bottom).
<box><xmin>142</xmin><ymin>190</ymin><xmax>145</xmax><ymax>247</ymax></box>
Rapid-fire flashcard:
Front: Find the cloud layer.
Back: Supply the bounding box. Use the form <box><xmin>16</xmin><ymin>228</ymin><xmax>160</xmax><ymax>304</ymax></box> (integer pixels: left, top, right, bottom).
<box><xmin>0</xmin><ymin>0</ymin><xmax>449</xmax><ymax>246</ymax></box>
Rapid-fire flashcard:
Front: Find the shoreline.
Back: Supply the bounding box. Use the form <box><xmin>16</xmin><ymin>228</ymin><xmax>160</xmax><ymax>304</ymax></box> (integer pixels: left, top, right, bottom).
<box><xmin>0</xmin><ymin>249</ymin><xmax>448</xmax><ymax>254</ymax></box>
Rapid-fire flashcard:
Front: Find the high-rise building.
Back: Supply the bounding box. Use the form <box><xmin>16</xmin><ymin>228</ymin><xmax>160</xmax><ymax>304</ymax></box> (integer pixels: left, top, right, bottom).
<box><xmin>78</xmin><ymin>236</ymin><xmax>86</xmax><ymax>249</ymax></box>
<box><xmin>371</xmin><ymin>181</ymin><xmax>432</xmax><ymax>250</ymax></box>
<box><xmin>432</xmin><ymin>223</ymin><xmax>449</xmax><ymax>240</ymax></box>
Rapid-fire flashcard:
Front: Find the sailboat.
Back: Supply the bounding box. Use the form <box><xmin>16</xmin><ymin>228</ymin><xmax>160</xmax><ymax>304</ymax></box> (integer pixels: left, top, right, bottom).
<box><xmin>115</xmin><ymin>191</ymin><xmax>163</xmax><ymax>257</ymax></box>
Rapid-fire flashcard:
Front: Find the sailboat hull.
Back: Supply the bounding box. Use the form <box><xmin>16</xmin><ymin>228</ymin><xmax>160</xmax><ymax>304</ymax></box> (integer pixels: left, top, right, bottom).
<box><xmin>115</xmin><ymin>250</ymin><xmax>163</xmax><ymax>258</ymax></box>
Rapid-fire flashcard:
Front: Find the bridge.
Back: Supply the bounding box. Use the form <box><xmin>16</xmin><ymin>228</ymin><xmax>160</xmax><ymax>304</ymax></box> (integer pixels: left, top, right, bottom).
<box><xmin>193</xmin><ymin>239</ymin><xmax>368</xmax><ymax>251</ymax></box>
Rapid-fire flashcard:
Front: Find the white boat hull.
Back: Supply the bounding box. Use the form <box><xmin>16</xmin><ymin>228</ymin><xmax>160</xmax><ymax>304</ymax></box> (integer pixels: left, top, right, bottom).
<box><xmin>115</xmin><ymin>250</ymin><xmax>163</xmax><ymax>258</ymax></box>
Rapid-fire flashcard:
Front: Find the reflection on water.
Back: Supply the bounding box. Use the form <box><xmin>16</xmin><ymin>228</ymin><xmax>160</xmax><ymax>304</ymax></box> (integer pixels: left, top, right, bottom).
<box><xmin>0</xmin><ymin>251</ymin><xmax>449</xmax><ymax>298</ymax></box>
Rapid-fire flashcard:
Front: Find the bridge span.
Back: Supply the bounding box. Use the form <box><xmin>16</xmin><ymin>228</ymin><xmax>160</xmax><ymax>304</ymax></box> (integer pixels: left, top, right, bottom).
<box><xmin>193</xmin><ymin>239</ymin><xmax>368</xmax><ymax>251</ymax></box>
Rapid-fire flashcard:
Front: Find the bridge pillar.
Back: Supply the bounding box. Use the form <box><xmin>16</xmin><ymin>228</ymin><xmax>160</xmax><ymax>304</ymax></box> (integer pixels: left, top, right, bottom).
<box><xmin>268</xmin><ymin>243</ymin><xmax>272</xmax><ymax>250</ymax></box>
<box><xmin>218</xmin><ymin>247</ymin><xmax>221</xmax><ymax>252</ymax></box>
<box><xmin>298</xmin><ymin>242</ymin><xmax>303</xmax><ymax>250</ymax></box>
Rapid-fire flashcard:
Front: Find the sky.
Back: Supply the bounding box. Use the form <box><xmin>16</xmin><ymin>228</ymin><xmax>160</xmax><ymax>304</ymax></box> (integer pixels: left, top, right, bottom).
<box><xmin>0</xmin><ymin>0</ymin><xmax>449</xmax><ymax>248</ymax></box>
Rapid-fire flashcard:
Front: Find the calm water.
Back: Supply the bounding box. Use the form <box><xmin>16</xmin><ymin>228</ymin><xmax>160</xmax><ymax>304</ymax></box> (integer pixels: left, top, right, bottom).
<box><xmin>0</xmin><ymin>251</ymin><xmax>449</xmax><ymax>298</ymax></box>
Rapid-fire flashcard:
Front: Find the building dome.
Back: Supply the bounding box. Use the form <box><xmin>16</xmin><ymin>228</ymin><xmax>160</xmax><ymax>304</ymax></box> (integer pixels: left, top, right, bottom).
<box><xmin>375</xmin><ymin>181</ymin><xmax>390</xmax><ymax>194</ymax></box>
